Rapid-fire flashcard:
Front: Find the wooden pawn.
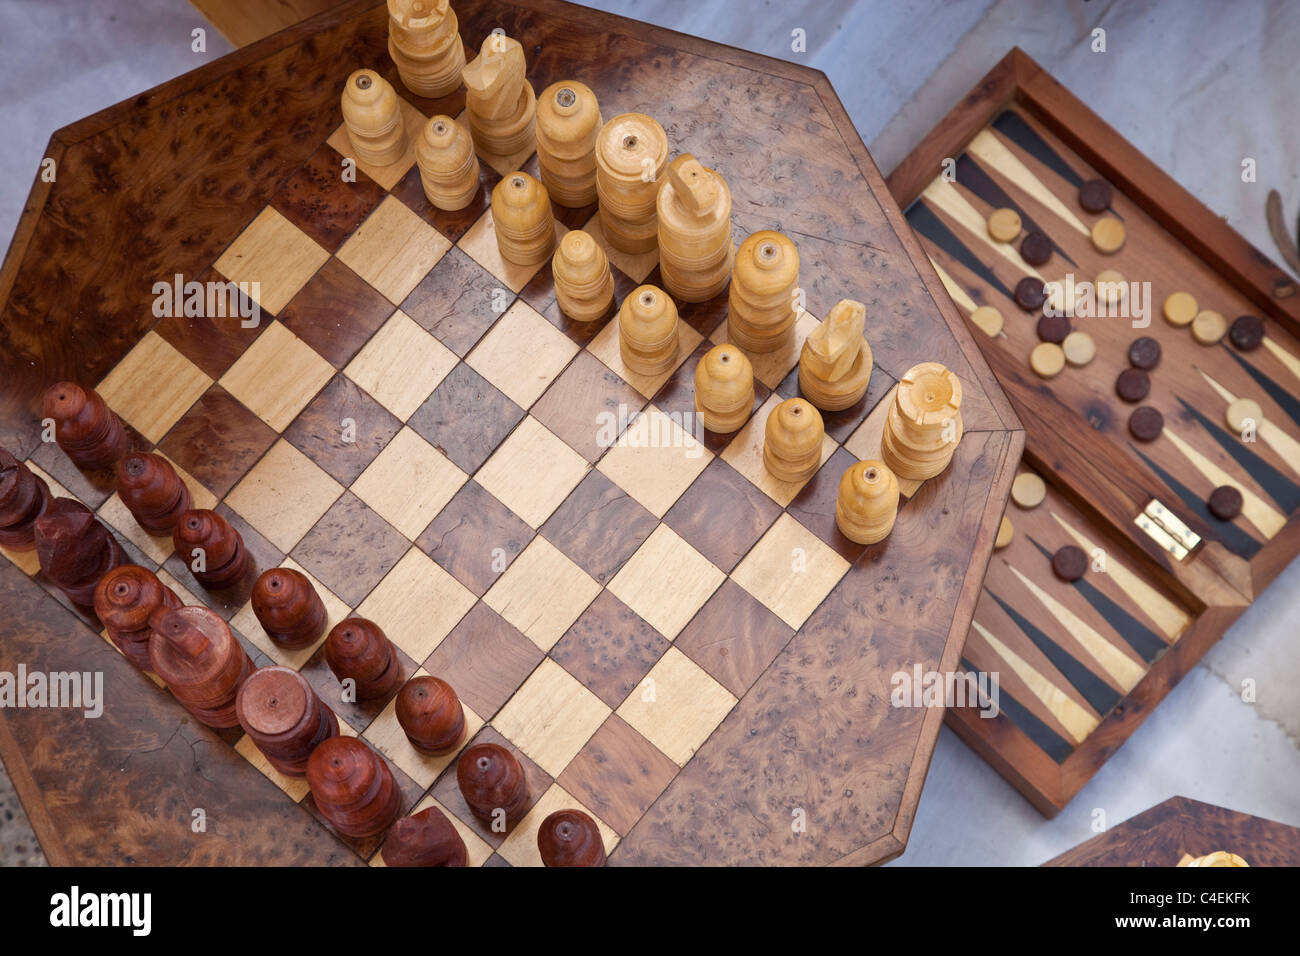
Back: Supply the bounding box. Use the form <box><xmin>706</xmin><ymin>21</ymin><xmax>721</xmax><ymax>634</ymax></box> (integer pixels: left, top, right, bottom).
<box><xmin>763</xmin><ymin>397</ymin><xmax>823</xmax><ymax>483</ymax></box>
<box><xmin>42</xmin><ymin>382</ymin><xmax>127</xmax><ymax>471</ymax></box>
<box><xmin>308</xmin><ymin>737</ymin><xmax>403</xmax><ymax>838</ymax></box>
<box><xmin>173</xmin><ymin>509</ymin><xmax>249</xmax><ymax>588</ymax></box>
<box><xmin>325</xmin><ymin>618</ymin><xmax>403</xmax><ymax>701</ymax></box>
<box><xmin>656</xmin><ymin>154</ymin><xmax>735</xmax><ymax>302</ymax></box>
<box><xmin>94</xmin><ymin>564</ymin><xmax>182</xmax><ymax>672</ymax></box>
<box><xmin>116</xmin><ymin>452</ymin><xmax>192</xmax><ymax>535</ymax></box>
<box><xmin>798</xmin><ymin>299</ymin><xmax>873</xmax><ymax>411</ymax></box>
<box><xmin>552</xmin><ymin>230</ymin><xmax>614</xmax><ymax>323</ymax></box>
<box><xmin>415</xmin><ymin>115</ymin><xmax>480</xmax><ymax>211</ymax></box>
<box><xmin>536</xmin><ymin>81</ymin><xmax>602</xmax><ymax>207</ymax></box>
<box><xmin>491</xmin><ymin>172</ymin><xmax>555</xmax><ymax>266</ymax></box>
<box><xmin>537</xmin><ymin>809</ymin><xmax>607</xmax><ymax>866</ymax></box>
<box><xmin>252</xmin><ymin>567</ymin><xmax>327</xmax><ymax>650</ymax></box>
<box><xmin>729</xmin><ymin>231</ymin><xmax>800</xmax><ymax>353</ymax></box>
<box><xmin>618</xmin><ymin>285</ymin><xmax>679</xmax><ymax>377</ymax></box>
<box><xmin>462</xmin><ymin>33</ymin><xmax>536</xmax><ymax>158</ymax></box>
<box><xmin>594</xmin><ymin>113</ymin><xmax>669</xmax><ymax>254</ymax></box>
<box><xmin>395</xmin><ymin>676</ymin><xmax>465</xmax><ymax>755</ymax></box>
<box><xmin>693</xmin><ymin>344</ymin><xmax>754</xmax><ymax>433</ymax></box>
<box><xmin>341</xmin><ymin>68</ymin><xmax>408</xmax><ymax>167</ymax></box>
<box><xmin>880</xmin><ymin>362</ymin><xmax>964</xmax><ymax>481</ymax></box>
<box><xmin>387</xmin><ymin>0</ymin><xmax>466</xmax><ymax>99</ymax></box>
<box><xmin>835</xmin><ymin>460</ymin><xmax>899</xmax><ymax>545</ymax></box>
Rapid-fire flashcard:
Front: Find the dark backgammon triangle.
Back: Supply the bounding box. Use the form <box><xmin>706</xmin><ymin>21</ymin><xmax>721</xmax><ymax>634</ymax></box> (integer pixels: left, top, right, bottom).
<box><xmin>955</xmin><ymin>153</ymin><xmax>1077</xmax><ymax>266</ymax></box>
<box><xmin>960</xmin><ymin>658</ymin><xmax>1075</xmax><ymax>763</ymax></box>
<box><xmin>1130</xmin><ymin>444</ymin><xmax>1262</xmax><ymax>559</ymax></box>
<box><xmin>1221</xmin><ymin>344</ymin><xmax>1300</xmax><ymax>433</ymax></box>
<box><xmin>1176</xmin><ymin>395</ymin><xmax>1300</xmax><ymax>513</ymax></box>
<box><xmin>904</xmin><ymin>199</ymin><xmax>1016</xmax><ymax>301</ymax></box>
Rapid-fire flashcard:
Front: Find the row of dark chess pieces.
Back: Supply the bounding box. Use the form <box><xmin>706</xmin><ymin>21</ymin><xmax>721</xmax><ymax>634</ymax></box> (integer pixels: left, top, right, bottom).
<box><xmin>0</xmin><ymin>381</ymin><xmax>604</xmax><ymax>867</ymax></box>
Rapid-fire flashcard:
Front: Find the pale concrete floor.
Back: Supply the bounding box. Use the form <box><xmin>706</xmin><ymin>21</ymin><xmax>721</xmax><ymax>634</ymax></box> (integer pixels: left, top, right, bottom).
<box><xmin>0</xmin><ymin>0</ymin><xmax>1295</xmax><ymax>866</ymax></box>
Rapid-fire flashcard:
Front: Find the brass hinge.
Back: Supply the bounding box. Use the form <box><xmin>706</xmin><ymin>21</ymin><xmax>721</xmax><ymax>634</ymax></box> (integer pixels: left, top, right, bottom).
<box><xmin>1135</xmin><ymin>499</ymin><xmax>1201</xmax><ymax>560</ymax></box>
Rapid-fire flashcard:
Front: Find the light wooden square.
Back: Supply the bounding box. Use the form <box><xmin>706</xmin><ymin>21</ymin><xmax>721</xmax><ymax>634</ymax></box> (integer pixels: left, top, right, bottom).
<box><xmin>343</xmin><ymin>309</ymin><xmax>457</xmax><ymax>420</ymax></box>
<box><xmin>235</xmin><ymin>733</ymin><xmax>313</xmax><ymax>802</ymax></box>
<box><xmin>720</xmin><ymin>392</ymin><xmax>837</xmax><ymax>507</ymax></box>
<box><xmin>580</xmin><ymin>212</ymin><xmax>659</xmax><ymax>283</ymax></box>
<box><xmin>596</xmin><ymin>405</ymin><xmax>711</xmax><ymax>518</ymax></box>
<box><xmin>607</xmin><ymin>523</ymin><xmax>724</xmax><ymax>641</ymax></box>
<box><xmin>710</xmin><ymin>307</ymin><xmax>821</xmax><ymax>389</ymax></box>
<box><xmin>218</xmin><ymin>321</ymin><xmax>335</xmax><ymax>431</ymax></box>
<box><xmin>493</xmin><ymin>658</ymin><xmax>610</xmax><ymax>777</ymax></box>
<box><xmin>497</xmin><ymin>782</ymin><xmax>620</xmax><ymax>867</ymax></box>
<box><xmin>482</xmin><ymin>537</ymin><xmax>601</xmax><ymax>651</ymax></box>
<box><xmin>225</xmin><ymin>439</ymin><xmax>344</xmax><ymax>552</ymax></box>
<box><xmin>404</xmin><ymin>794</ymin><xmax>495</xmax><ymax>867</ymax></box>
<box><xmin>356</xmin><ymin>547</ymin><xmax>476</xmax><ymax>661</ymax></box>
<box><xmin>96</xmin><ymin>454</ymin><xmax>218</xmax><ymax>564</ymax></box>
<box><xmin>326</xmin><ymin>96</ymin><xmax>428</xmax><ymax>190</ymax></box>
<box><xmin>351</xmin><ymin>426</ymin><xmax>467</xmax><ymax>539</ymax></box>
<box><xmin>587</xmin><ymin>307</ymin><xmax>704</xmax><ymax>399</ymax></box>
<box><xmin>730</xmin><ymin>512</ymin><xmax>851</xmax><ymax>629</ymax></box>
<box><xmin>616</xmin><ymin>646</ymin><xmax>737</xmax><ymax>766</ymax></box>
<box><xmin>457</xmin><ymin>206</ymin><xmax>566</xmax><ymax>293</ymax></box>
<box><xmin>96</xmin><ymin>331</ymin><xmax>212</xmax><ymax>443</ymax></box>
<box><xmin>465</xmin><ymin>299</ymin><xmax>578</xmax><ymax>408</ymax></box>
<box><xmin>337</xmin><ymin>195</ymin><xmax>452</xmax><ymax>304</ymax></box>
<box><xmin>363</xmin><ymin>668</ymin><xmax>485</xmax><ymax>789</ymax></box>
<box><xmin>231</xmin><ymin>557</ymin><xmax>348</xmax><ymax>668</ymax></box>
<box><xmin>214</xmin><ymin>206</ymin><xmax>330</xmax><ymax>314</ymax></box>
<box><xmin>473</xmin><ymin>416</ymin><xmax>589</xmax><ymax>529</ymax></box>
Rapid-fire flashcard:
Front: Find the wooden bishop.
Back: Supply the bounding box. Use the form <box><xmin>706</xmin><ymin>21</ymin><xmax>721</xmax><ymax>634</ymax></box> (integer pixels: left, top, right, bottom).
<box><xmin>729</xmin><ymin>231</ymin><xmax>799</xmax><ymax>353</ymax></box>
<box><xmin>536</xmin><ymin>81</ymin><xmax>602</xmax><ymax>207</ymax></box>
<box><xmin>594</xmin><ymin>112</ymin><xmax>669</xmax><ymax>254</ymax></box>
<box><xmin>341</xmin><ymin>68</ymin><xmax>408</xmax><ymax>167</ymax></box>
<box><xmin>415</xmin><ymin>115</ymin><xmax>480</xmax><ymax>211</ymax></box>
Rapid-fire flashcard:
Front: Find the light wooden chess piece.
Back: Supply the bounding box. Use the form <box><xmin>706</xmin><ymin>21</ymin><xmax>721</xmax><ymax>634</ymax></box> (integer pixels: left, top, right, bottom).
<box><xmin>461</xmin><ymin>32</ymin><xmax>536</xmax><ymax>159</ymax></box>
<box><xmin>553</xmin><ymin>230</ymin><xmax>614</xmax><ymax>322</ymax></box>
<box><xmin>880</xmin><ymin>362</ymin><xmax>964</xmax><ymax>481</ymax></box>
<box><xmin>387</xmin><ymin>0</ymin><xmax>466</xmax><ymax>99</ymax></box>
<box><xmin>763</xmin><ymin>397</ymin><xmax>823</xmax><ymax>483</ymax></box>
<box><xmin>536</xmin><ymin>81</ymin><xmax>602</xmax><ymax>207</ymax></box>
<box><xmin>657</xmin><ymin>153</ymin><xmax>735</xmax><ymax>303</ymax></box>
<box><xmin>729</xmin><ymin>230</ymin><xmax>799</xmax><ymax>353</ymax></box>
<box><xmin>341</xmin><ymin>69</ymin><xmax>409</xmax><ymax>167</ymax></box>
<box><xmin>595</xmin><ymin>112</ymin><xmax>669</xmax><ymax>254</ymax></box>
<box><xmin>415</xmin><ymin>115</ymin><xmax>480</xmax><ymax>211</ymax></box>
<box><xmin>491</xmin><ymin>171</ymin><xmax>555</xmax><ymax>266</ymax></box>
<box><xmin>835</xmin><ymin>460</ymin><xmax>899</xmax><ymax>544</ymax></box>
<box><xmin>694</xmin><ymin>343</ymin><xmax>754</xmax><ymax>433</ymax></box>
<box><xmin>799</xmin><ymin>299</ymin><xmax>873</xmax><ymax>410</ymax></box>
<box><xmin>618</xmin><ymin>285</ymin><xmax>679</xmax><ymax>376</ymax></box>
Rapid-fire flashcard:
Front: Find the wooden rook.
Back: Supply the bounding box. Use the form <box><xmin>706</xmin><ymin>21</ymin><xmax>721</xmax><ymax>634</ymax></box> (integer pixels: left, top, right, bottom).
<box><xmin>536</xmin><ymin>81</ymin><xmax>602</xmax><ymax>207</ymax></box>
<box><xmin>729</xmin><ymin>230</ymin><xmax>799</xmax><ymax>353</ymax></box>
<box><xmin>94</xmin><ymin>564</ymin><xmax>182</xmax><ymax>672</ymax></box>
<box><xmin>395</xmin><ymin>675</ymin><xmax>465</xmax><ymax>755</ymax></box>
<box><xmin>595</xmin><ymin>112</ymin><xmax>669</xmax><ymax>254</ymax></box>
<box><xmin>34</xmin><ymin>498</ymin><xmax>126</xmax><ymax>606</ymax></box>
<box><xmin>618</xmin><ymin>284</ymin><xmax>679</xmax><ymax>376</ymax></box>
<box><xmin>836</xmin><ymin>460</ymin><xmax>900</xmax><ymax>545</ymax></box>
<box><xmin>324</xmin><ymin>617</ymin><xmax>403</xmax><ymax>701</ymax></box>
<box><xmin>116</xmin><ymin>452</ymin><xmax>192</xmax><ymax>535</ymax></box>
<box><xmin>456</xmin><ymin>742</ymin><xmax>528</xmax><ymax>827</ymax></box>
<box><xmin>173</xmin><ymin>509</ymin><xmax>249</xmax><ymax>588</ymax></box>
<box><xmin>415</xmin><ymin>115</ymin><xmax>480</xmax><ymax>211</ymax></box>
<box><xmin>307</xmin><ymin>736</ymin><xmax>403</xmax><ymax>838</ymax></box>
<box><xmin>381</xmin><ymin>806</ymin><xmax>467</xmax><ymax>867</ymax></box>
<box><xmin>799</xmin><ymin>299</ymin><xmax>873</xmax><ymax>411</ymax></box>
<box><xmin>537</xmin><ymin>809</ymin><xmax>607</xmax><ymax>867</ymax></box>
<box><xmin>694</xmin><ymin>343</ymin><xmax>754</xmax><ymax>433</ymax></box>
<box><xmin>42</xmin><ymin>382</ymin><xmax>127</xmax><ymax>471</ymax></box>
<box><xmin>491</xmin><ymin>171</ymin><xmax>555</xmax><ymax>266</ymax></box>
<box><xmin>461</xmin><ymin>32</ymin><xmax>536</xmax><ymax>158</ymax></box>
<box><xmin>763</xmin><ymin>397</ymin><xmax>824</xmax><ymax>483</ymax></box>
<box><xmin>0</xmin><ymin>448</ymin><xmax>51</xmax><ymax>550</ymax></box>
<box><xmin>341</xmin><ymin>68</ymin><xmax>408</xmax><ymax>167</ymax></box>
<box><xmin>552</xmin><ymin>230</ymin><xmax>615</xmax><ymax>323</ymax></box>
<box><xmin>657</xmin><ymin>153</ymin><xmax>735</xmax><ymax>302</ymax></box>
<box><xmin>252</xmin><ymin>567</ymin><xmax>327</xmax><ymax>650</ymax></box>
<box><xmin>386</xmin><ymin>0</ymin><xmax>466</xmax><ymax>99</ymax></box>
<box><xmin>235</xmin><ymin>665</ymin><xmax>339</xmax><ymax>777</ymax></box>
<box><xmin>881</xmin><ymin>362</ymin><xmax>964</xmax><ymax>481</ymax></box>
<box><xmin>150</xmin><ymin>606</ymin><xmax>254</xmax><ymax>729</ymax></box>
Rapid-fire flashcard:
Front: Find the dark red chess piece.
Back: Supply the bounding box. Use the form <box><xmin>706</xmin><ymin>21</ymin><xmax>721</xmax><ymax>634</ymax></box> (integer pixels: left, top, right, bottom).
<box><xmin>307</xmin><ymin>736</ymin><xmax>402</xmax><ymax>838</ymax></box>
<box><xmin>537</xmin><ymin>809</ymin><xmax>607</xmax><ymax>867</ymax></box>
<box><xmin>42</xmin><ymin>382</ymin><xmax>128</xmax><ymax>471</ymax></box>
<box><xmin>33</xmin><ymin>497</ymin><xmax>127</xmax><ymax>606</ymax></box>
<box><xmin>94</xmin><ymin>564</ymin><xmax>182</xmax><ymax>672</ymax></box>
<box><xmin>457</xmin><ymin>743</ymin><xmax>529</xmax><ymax>827</ymax></box>
<box><xmin>0</xmin><ymin>448</ymin><xmax>52</xmax><ymax>550</ymax></box>
<box><xmin>235</xmin><ymin>666</ymin><xmax>339</xmax><ymax>776</ymax></box>
<box><xmin>173</xmin><ymin>509</ymin><xmax>249</xmax><ymax>588</ymax></box>
<box><xmin>116</xmin><ymin>453</ymin><xmax>192</xmax><ymax>535</ymax></box>
<box><xmin>149</xmin><ymin>605</ymin><xmax>255</xmax><ymax>728</ymax></box>
<box><xmin>396</xmin><ymin>676</ymin><xmax>464</xmax><ymax>755</ymax></box>
<box><xmin>324</xmin><ymin>618</ymin><xmax>403</xmax><ymax>700</ymax></box>
<box><xmin>381</xmin><ymin>806</ymin><xmax>468</xmax><ymax>867</ymax></box>
<box><xmin>252</xmin><ymin>568</ymin><xmax>326</xmax><ymax>649</ymax></box>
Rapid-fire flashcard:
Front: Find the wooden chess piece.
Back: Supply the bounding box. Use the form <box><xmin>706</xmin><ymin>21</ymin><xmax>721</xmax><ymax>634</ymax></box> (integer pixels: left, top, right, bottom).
<box><xmin>42</xmin><ymin>382</ymin><xmax>127</xmax><ymax>471</ymax></box>
<box><xmin>657</xmin><ymin>153</ymin><xmax>735</xmax><ymax>303</ymax></box>
<box><xmin>324</xmin><ymin>617</ymin><xmax>403</xmax><ymax>701</ymax></box>
<box><xmin>693</xmin><ymin>344</ymin><xmax>754</xmax><ymax>433</ymax></box>
<box><xmin>552</xmin><ymin>230</ymin><xmax>615</xmax><ymax>323</ymax></box>
<box><xmin>456</xmin><ymin>742</ymin><xmax>528</xmax><ymax>827</ymax></box>
<box><xmin>150</xmin><ymin>605</ymin><xmax>255</xmax><ymax>729</ymax></box>
<box><xmin>116</xmin><ymin>452</ymin><xmax>192</xmax><ymax>535</ymax></box>
<box><xmin>252</xmin><ymin>567</ymin><xmax>327</xmax><ymax>649</ymax></box>
<box><xmin>395</xmin><ymin>675</ymin><xmax>464</xmax><ymax>755</ymax></box>
<box><xmin>461</xmin><ymin>33</ymin><xmax>536</xmax><ymax>158</ymax></box>
<box><xmin>236</xmin><ymin>665</ymin><xmax>339</xmax><ymax>776</ymax></box>
<box><xmin>0</xmin><ymin>448</ymin><xmax>51</xmax><ymax>550</ymax></box>
<box><xmin>537</xmin><ymin>809</ymin><xmax>606</xmax><ymax>867</ymax></box>
<box><xmin>799</xmin><ymin>299</ymin><xmax>873</xmax><ymax>411</ymax></box>
<box><xmin>382</xmin><ymin>806</ymin><xmax>468</xmax><ymax>866</ymax></box>
<box><xmin>536</xmin><ymin>81</ymin><xmax>602</xmax><ymax>207</ymax></box>
<box><xmin>594</xmin><ymin>112</ymin><xmax>669</xmax><ymax>254</ymax></box>
<box><xmin>34</xmin><ymin>498</ymin><xmax>126</xmax><ymax>606</ymax></box>
<box><xmin>729</xmin><ymin>230</ymin><xmax>800</xmax><ymax>353</ymax></box>
<box><xmin>618</xmin><ymin>285</ymin><xmax>679</xmax><ymax>376</ymax></box>
<box><xmin>386</xmin><ymin>0</ymin><xmax>466</xmax><ymax>99</ymax></box>
<box><xmin>94</xmin><ymin>564</ymin><xmax>182</xmax><ymax>672</ymax></box>
<box><xmin>415</xmin><ymin>115</ymin><xmax>480</xmax><ymax>211</ymax></box>
<box><xmin>763</xmin><ymin>397</ymin><xmax>824</xmax><ymax>483</ymax></box>
<box><xmin>490</xmin><ymin>172</ymin><xmax>555</xmax><ymax>266</ymax></box>
<box><xmin>341</xmin><ymin>68</ymin><xmax>409</xmax><ymax>167</ymax></box>
<box><xmin>880</xmin><ymin>362</ymin><xmax>964</xmax><ymax>481</ymax></box>
<box><xmin>173</xmin><ymin>509</ymin><xmax>249</xmax><ymax>588</ymax></box>
<box><xmin>835</xmin><ymin>460</ymin><xmax>899</xmax><ymax>545</ymax></box>
<box><xmin>308</xmin><ymin>736</ymin><xmax>403</xmax><ymax>838</ymax></box>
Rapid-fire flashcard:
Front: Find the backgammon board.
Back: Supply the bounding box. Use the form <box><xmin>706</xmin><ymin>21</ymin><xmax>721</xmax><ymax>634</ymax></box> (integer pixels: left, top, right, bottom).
<box><xmin>0</xmin><ymin>0</ymin><xmax>1021</xmax><ymax>865</ymax></box>
<box><xmin>888</xmin><ymin>49</ymin><xmax>1300</xmax><ymax>816</ymax></box>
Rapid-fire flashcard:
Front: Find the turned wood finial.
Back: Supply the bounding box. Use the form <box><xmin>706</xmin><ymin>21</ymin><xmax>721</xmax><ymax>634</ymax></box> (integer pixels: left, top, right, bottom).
<box><xmin>456</xmin><ymin>742</ymin><xmax>528</xmax><ymax>826</ymax></box>
<box><xmin>618</xmin><ymin>284</ymin><xmax>680</xmax><ymax>376</ymax></box>
<box><xmin>799</xmin><ymin>299</ymin><xmax>873</xmax><ymax>411</ymax></box>
<box><xmin>491</xmin><ymin>171</ymin><xmax>555</xmax><ymax>266</ymax></box>
<box><xmin>307</xmin><ymin>736</ymin><xmax>403</xmax><ymax>838</ymax></box>
<box><xmin>536</xmin><ymin>80</ymin><xmax>602</xmax><ymax>207</ymax></box>
<box><xmin>657</xmin><ymin>153</ymin><xmax>735</xmax><ymax>302</ymax></box>
<box><xmin>693</xmin><ymin>344</ymin><xmax>754</xmax><ymax>433</ymax></box>
<box><xmin>387</xmin><ymin>0</ymin><xmax>466</xmax><ymax>99</ymax></box>
<box><xmin>342</xmin><ymin>68</ymin><xmax>408</xmax><ymax>167</ymax></box>
<box><xmin>94</xmin><ymin>564</ymin><xmax>181</xmax><ymax>672</ymax></box>
<box><xmin>252</xmin><ymin>567</ymin><xmax>326</xmax><ymax>649</ymax></box>
<box><xmin>236</xmin><ymin>665</ymin><xmax>339</xmax><ymax>776</ymax></box>
<box><xmin>42</xmin><ymin>382</ymin><xmax>128</xmax><ymax>471</ymax></box>
<box><xmin>324</xmin><ymin>617</ymin><xmax>403</xmax><ymax>701</ymax></box>
<box><xmin>552</xmin><ymin>230</ymin><xmax>614</xmax><ymax>323</ymax></box>
<box><xmin>729</xmin><ymin>230</ymin><xmax>800</xmax><ymax>353</ymax></box>
<box><xmin>415</xmin><ymin>115</ymin><xmax>480</xmax><ymax>211</ymax></box>
<box><xmin>461</xmin><ymin>33</ymin><xmax>536</xmax><ymax>157</ymax></box>
<box><xmin>173</xmin><ymin>509</ymin><xmax>249</xmax><ymax>588</ymax></box>
<box><xmin>594</xmin><ymin>112</ymin><xmax>669</xmax><ymax>254</ymax></box>
<box><xmin>835</xmin><ymin>460</ymin><xmax>900</xmax><ymax>545</ymax></box>
<box><xmin>763</xmin><ymin>397</ymin><xmax>824</xmax><ymax>483</ymax></box>
<box><xmin>537</xmin><ymin>809</ymin><xmax>607</xmax><ymax>866</ymax></box>
<box><xmin>0</xmin><ymin>447</ymin><xmax>51</xmax><ymax>551</ymax></box>
<box><xmin>150</xmin><ymin>606</ymin><xmax>254</xmax><ymax>729</ymax></box>
<box><xmin>395</xmin><ymin>675</ymin><xmax>465</xmax><ymax>755</ymax></box>
<box><xmin>382</xmin><ymin>806</ymin><xmax>468</xmax><ymax>867</ymax></box>
<box><xmin>880</xmin><ymin>362</ymin><xmax>964</xmax><ymax>481</ymax></box>
<box><xmin>34</xmin><ymin>498</ymin><xmax>126</xmax><ymax>606</ymax></box>
<box><xmin>116</xmin><ymin>452</ymin><xmax>192</xmax><ymax>535</ymax></box>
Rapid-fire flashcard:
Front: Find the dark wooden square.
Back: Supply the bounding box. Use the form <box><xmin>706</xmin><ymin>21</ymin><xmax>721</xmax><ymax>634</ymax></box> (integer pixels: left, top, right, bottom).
<box><xmin>429</xmin><ymin>724</ymin><xmax>551</xmax><ymax>847</ymax></box>
<box><xmin>414</xmin><ymin>480</ymin><xmax>533</xmax><ymax>595</ymax></box>
<box><xmin>531</xmin><ymin>351</ymin><xmax>645</xmax><ymax>463</ymax></box>
<box><xmin>282</xmin><ymin>374</ymin><xmax>402</xmax><ymax>487</ymax></box>
<box><xmin>774</xmin><ymin>362</ymin><xmax>896</xmax><ymax>444</ymax></box>
<box><xmin>157</xmin><ymin>384</ymin><xmax>277</xmax><ymax>498</ymax></box>
<box><xmin>540</xmin><ymin>471</ymin><xmax>657</xmax><ymax>585</ymax></box>
<box><xmin>549</xmin><ymin>590</ymin><xmax>668</xmax><ymax>709</ymax></box>
<box><xmin>785</xmin><ymin>445</ymin><xmax>870</xmax><ymax>562</ymax></box>
<box><xmin>270</xmin><ymin>142</ymin><xmax>387</xmax><ymax>253</ymax></box>
<box><xmin>653</xmin><ymin>339</ymin><xmax>770</xmax><ymax>454</ymax></box>
<box><xmin>662</xmin><ymin>457</ymin><xmax>782</xmax><ymax>573</ymax></box>
<box><xmin>674</xmin><ymin>579</ymin><xmax>795</xmax><ymax>698</ymax></box>
<box><xmin>297</xmin><ymin>632</ymin><xmax>416</xmax><ymax>735</ymax></box>
<box><xmin>278</xmin><ymin>257</ymin><xmax>396</xmax><ymax>367</ymax></box>
<box><xmin>406</xmin><ymin>363</ymin><xmax>525</xmax><ymax>474</ymax></box>
<box><xmin>557</xmin><ymin>714</ymin><xmax>679</xmax><ymax>836</ymax></box>
<box><xmin>423</xmin><ymin>602</ymin><xmax>543</xmax><ymax>719</ymax></box>
<box><xmin>390</xmin><ymin>160</ymin><xmax>500</xmax><ymax>243</ymax></box>
<box><xmin>400</xmin><ymin>246</ymin><xmax>507</xmax><ymax>357</ymax></box>
<box><xmin>151</xmin><ymin>270</ymin><xmax>267</xmax><ymax>377</ymax></box>
<box><xmin>291</xmin><ymin>491</ymin><xmax>409</xmax><ymax>607</ymax></box>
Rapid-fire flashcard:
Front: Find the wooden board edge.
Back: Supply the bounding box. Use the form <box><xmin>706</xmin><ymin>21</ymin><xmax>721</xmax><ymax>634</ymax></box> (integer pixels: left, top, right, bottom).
<box><xmin>0</xmin><ymin>134</ymin><xmax>67</xmax><ymax>321</ymax></box>
<box><xmin>0</xmin><ymin>707</ymin><xmax>72</xmax><ymax>866</ymax></box>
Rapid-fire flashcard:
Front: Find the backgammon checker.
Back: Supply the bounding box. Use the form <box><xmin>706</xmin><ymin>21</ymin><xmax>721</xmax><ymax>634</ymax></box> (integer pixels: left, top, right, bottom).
<box><xmin>656</xmin><ymin>154</ymin><xmax>735</xmax><ymax>303</ymax></box>
<box><xmin>880</xmin><ymin>363</ymin><xmax>964</xmax><ymax>481</ymax></box>
<box><xmin>414</xmin><ymin>115</ymin><xmax>480</xmax><ymax>211</ymax></box>
<box><xmin>341</xmin><ymin>69</ymin><xmax>408</xmax><ymax>167</ymax></box>
<box><xmin>42</xmin><ymin>382</ymin><xmax>127</xmax><ymax>471</ymax></box>
<box><xmin>728</xmin><ymin>230</ymin><xmax>799</xmax><ymax>353</ymax></box>
<box><xmin>307</xmin><ymin>737</ymin><xmax>403</xmax><ymax>838</ymax></box>
<box><xmin>594</xmin><ymin>112</ymin><xmax>669</xmax><ymax>254</ymax></box>
<box><xmin>236</xmin><ymin>666</ymin><xmax>340</xmax><ymax>776</ymax></box>
<box><xmin>381</xmin><ymin>806</ymin><xmax>468</xmax><ymax>866</ymax></box>
<box><xmin>835</xmin><ymin>460</ymin><xmax>900</xmax><ymax>545</ymax></box>
<box><xmin>536</xmin><ymin>80</ymin><xmax>602</xmax><ymax>207</ymax></box>
<box><xmin>490</xmin><ymin>171</ymin><xmax>555</xmax><ymax>266</ymax></box>
<box><xmin>537</xmin><ymin>809</ymin><xmax>607</xmax><ymax>866</ymax></box>
<box><xmin>386</xmin><ymin>0</ymin><xmax>466</xmax><ymax>99</ymax></box>
<box><xmin>552</xmin><ymin>229</ymin><xmax>615</xmax><ymax>322</ymax></box>
<box><xmin>116</xmin><ymin>452</ymin><xmax>192</xmax><ymax>535</ymax></box>
<box><xmin>252</xmin><ymin>567</ymin><xmax>327</xmax><ymax>649</ymax></box>
<box><xmin>618</xmin><ymin>284</ymin><xmax>680</xmax><ymax>376</ymax></box>
<box><xmin>798</xmin><ymin>299</ymin><xmax>873</xmax><ymax>411</ymax></box>
<box><xmin>0</xmin><ymin>449</ymin><xmax>50</xmax><ymax>550</ymax></box>
<box><xmin>173</xmin><ymin>509</ymin><xmax>249</xmax><ymax>588</ymax></box>
<box><xmin>324</xmin><ymin>618</ymin><xmax>403</xmax><ymax>701</ymax></box>
<box><xmin>150</xmin><ymin>606</ymin><xmax>255</xmax><ymax>729</ymax></box>
<box><xmin>457</xmin><ymin>743</ymin><xmax>528</xmax><ymax>828</ymax></box>
<box><xmin>94</xmin><ymin>564</ymin><xmax>182</xmax><ymax>672</ymax></box>
<box><xmin>462</xmin><ymin>32</ymin><xmax>535</xmax><ymax>159</ymax></box>
<box><xmin>34</xmin><ymin>498</ymin><xmax>126</xmax><ymax>606</ymax></box>
<box><xmin>395</xmin><ymin>675</ymin><xmax>465</xmax><ymax>755</ymax></box>
<box><xmin>694</xmin><ymin>343</ymin><xmax>754</xmax><ymax>433</ymax></box>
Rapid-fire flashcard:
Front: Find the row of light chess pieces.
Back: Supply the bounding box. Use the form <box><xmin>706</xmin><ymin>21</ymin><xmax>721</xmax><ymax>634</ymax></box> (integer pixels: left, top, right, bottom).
<box><xmin>0</xmin><ymin>383</ymin><xmax>603</xmax><ymax>866</ymax></box>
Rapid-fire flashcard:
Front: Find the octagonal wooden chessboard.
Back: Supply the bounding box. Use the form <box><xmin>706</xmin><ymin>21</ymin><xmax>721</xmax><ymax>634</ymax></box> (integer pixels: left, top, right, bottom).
<box><xmin>0</xmin><ymin>0</ymin><xmax>1020</xmax><ymax>866</ymax></box>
